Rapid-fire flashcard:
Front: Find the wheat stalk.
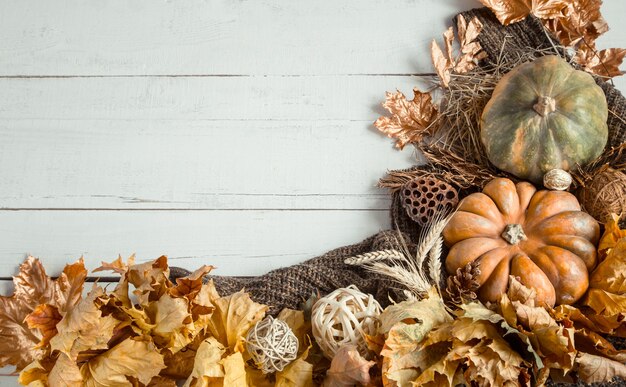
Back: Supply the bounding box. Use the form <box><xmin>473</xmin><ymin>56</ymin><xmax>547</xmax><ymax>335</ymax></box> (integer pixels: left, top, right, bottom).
<box><xmin>344</xmin><ymin>249</ymin><xmax>404</xmax><ymax>265</ymax></box>
<box><xmin>415</xmin><ymin>211</ymin><xmax>453</xmax><ymax>266</ymax></box>
<box><xmin>427</xmin><ymin>236</ymin><xmax>444</xmax><ymax>292</ymax></box>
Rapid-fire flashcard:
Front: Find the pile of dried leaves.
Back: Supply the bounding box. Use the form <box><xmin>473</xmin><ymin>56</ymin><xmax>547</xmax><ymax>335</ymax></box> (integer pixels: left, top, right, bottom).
<box><xmin>368</xmin><ymin>215</ymin><xmax>626</xmax><ymax>386</ymax></box>
<box><xmin>0</xmin><ymin>255</ymin><xmax>374</xmax><ymax>386</ymax></box>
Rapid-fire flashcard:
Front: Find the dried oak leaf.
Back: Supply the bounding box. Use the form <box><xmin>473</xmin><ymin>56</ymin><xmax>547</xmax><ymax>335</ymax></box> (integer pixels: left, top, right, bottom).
<box><xmin>575</xmin><ymin>44</ymin><xmax>626</xmax><ymax>78</ymax></box>
<box><xmin>206</xmin><ymin>288</ymin><xmax>269</xmax><ymax>353</ymax></box>
<box><xmin>431</xmin><ymin>16</ymin><xmax>486</xmax><ymax>86</ymax></box>
<box><xmin>0</xmin><ymin>256</ymin><xmax>87</xmax><ymax>370</ymax></box>
<box><xmin>321</xmin><ymin>344</ymin><xmax>375</xmax><ymax>387</ymax></box>
<box><xmin>478</xmin><ymin>0</ymin><xmax>568</xmax><ymax>25</ymax></box>
<box><xmin>79</xmin><ymin>337</ymin><xmax>166</xmax><ymax>386</ymax></box>
<box><xmin>544</xmin><ymin>0</ymin><xmax>608</xmax><ymax>47</ymax></box>
<box><xmin>374</xmin><ymin>88</ymin><xmax>438</xmax><ymax>150</ymax></box>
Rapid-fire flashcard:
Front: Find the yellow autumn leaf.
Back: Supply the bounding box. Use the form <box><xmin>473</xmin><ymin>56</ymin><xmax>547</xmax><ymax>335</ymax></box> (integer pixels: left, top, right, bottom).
<box><xmin>48</xmin><ymin>353</ymin><xmax>82</xmax><ymax>386</ymax></box>
<box><xmin>145</xmin><ymin>293</ymin><xmax>193</xmax><ymax>352</ymax></box>
<box><xmin>93</xmin><ymin>254</ymin><xmax>135</xmax><ymax>275</ymax></box>
<box><xmin>599</xmin><ymin>214</ymin><xmax>626</xmax><ymax>255</ymax></box>
<box><xmin>80</xmin><ymin>337</ymin><xmax>165</xmax><ymax>386</ymax></box>
<box><xmin>277</xmin><ymin>308</ymin><xmax>308</xmax><ymax>354</ymax></box>
<box><xmin>24</xmin><ymin>304</ymin><xmax>62</xmax><ymax>349</ymax></box>
<box><xmin>222</xmin><ymin>352</ymin><xmax>248</xmax><ymax>387</ymax></box>
<box><xmin>183</xmin><ymin>337</ymin><xmax>226</xmax><ymax>387</ymax></box>
<box><xmin>207</xmin><ymin>289</ymin><xmax>268</xmax><ymax>352</ymax></box>
<box><xmin>171</xmin><ymin>265</ymin><xmax>215</xmax><ymax>300</ymax></box>
<box><xmin>590</xmin><ymin>238</ymin><xmax>626</xmax><ymax>294</ymax></box>
<box><xmin>0</xmin><ymin>256</ymin><xmax>87</xmax><ymax>370</ymax></box>
<box><xmin>50</xmin><ymin>286</ymin><xmax>119</xmax><ymax>359</ymax></box>
<box><xmin>275</xmin><ymin>347</ymin><xmax>314</xmax><ymax>387</ymax></box>
<box><xmin>17</xmin><ymin>359</ymin><xmax>51</xmax><ymax>386</ymax></box>
<box><xmin>576</xmin><ymin>352</ymin><xmax>626</xmax><ymax>384</ymax></box>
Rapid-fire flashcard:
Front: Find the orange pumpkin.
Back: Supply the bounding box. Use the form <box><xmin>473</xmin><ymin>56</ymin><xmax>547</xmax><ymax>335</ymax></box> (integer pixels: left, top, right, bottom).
<box><xmin>443</xmin><ymin>178</ymin><xmax>599</xmax><ymax>306</ymax></box>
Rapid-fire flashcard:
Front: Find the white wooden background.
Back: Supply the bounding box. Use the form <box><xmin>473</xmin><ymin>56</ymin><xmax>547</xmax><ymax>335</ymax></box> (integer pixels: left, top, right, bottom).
<box><xmin>0</xmin><ymin>0</ymin><xmax>625</xmax><ymax>382</ymax></box>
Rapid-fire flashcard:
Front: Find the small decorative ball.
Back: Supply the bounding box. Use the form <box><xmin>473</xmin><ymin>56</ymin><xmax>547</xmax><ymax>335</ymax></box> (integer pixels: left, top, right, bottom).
<box><xmin>576</xmin><ymin>168</ymin><xmax>626</xmax><ymax>223</ymax></box>
<box><xmin>311</xmin><ymin>285</ymin><xmax>382</xmax><ymax>359</ymax></box>
<box><xmin>245</xmin><ymin>316</ymin><xmax>299</xmax><ymax>374</ymax></box>
<box><xmin>401</xmin><ymin>177</ymin><xmax>459</xmax><ymax>226</ymax></box>
<box><xmin>543</xmin><ymin>169</ymin><xmax>573</xmax><ymax>191</ymax></box>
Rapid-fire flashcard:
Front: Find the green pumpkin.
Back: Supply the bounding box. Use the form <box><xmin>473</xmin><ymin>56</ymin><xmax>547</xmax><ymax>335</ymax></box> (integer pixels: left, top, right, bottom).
<box><xmin>481</xmin><ymin>55</ymin><xmax>608</xmax><ymax>184</ymax></box>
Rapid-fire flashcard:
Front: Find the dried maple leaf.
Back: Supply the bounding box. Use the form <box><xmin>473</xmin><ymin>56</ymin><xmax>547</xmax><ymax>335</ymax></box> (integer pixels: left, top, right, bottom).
<box><xmin>0</xmin><ymin>256</ymin><xmax>87</xmax><ymax>370</ymax></box>
<box><xmin>79</xmin><ymin>337</ymin><xmax>166</xmax><ymax>386</ymax></box>
<box><xmin>24</xmin><ymin>304</ymin><xmax>62</xmax><ymax>349</ymax></box>
<box><xmin>93</xmin><ymin>254</ymin><xmax>135</xmax><ymax>275</ymax></box>
<box><xmin>206</xmin><ymin>289</ymin><xmax>268</xmax><ymax>353</ymax></box>
<box><xmin>183</xmin><ymin>337</ymin><xmax>226</xmax><ymax>387</ymax></box>
<box><xmin>275</xmin><ymin>346</ymin><xmax>315</xmax><ymax>387</ymax></box>
<box><xmin>322</xmin><ymin>344</ymin><xmax>375</xmax><ymax>387</ymax></box>
<box><xmin>575</xmin><ymin>44</ymin><xmax>626</xmax><ymax>78</ymax></box>
<box><xmin>374</xmin><ymin>88</ymin><xmax>438</xmax><ymax>150</ymax></box>
<box><xmin>221</xmin><ymin>352</ymin><xmax>248</xmax><ymax>387</ymax></box>
<box><xmin>544</xmin><ymin>0</ymin><xmax>608</xmax><ymax>47</ymax></box>
<box><xmin>47</xmin><ymin>353</ymin><xmax>83</xmax><ymax>386</ymax></box>
<box><xmin>431</xmin><ymin>16</ymin><xmax>487</xmax><ymax>86</ymax></box>
<box><xmin>576</xmin><ymin>352</ymin><xmax>626</xmax><ymax>384</ymax></box>
<box><xmin>277</xmin><ymin>308</ymin><xmax>309</xmax><ymax>354</ymax></box>
<box><xmin>599</xmin><ymin>214</ymin><xmax>626</xmax><ymax>256</ymax></box>
<box><xmin>478</xmin><ymin>0</ymin><xmax>568</xmax><ymax>25</ymax></box>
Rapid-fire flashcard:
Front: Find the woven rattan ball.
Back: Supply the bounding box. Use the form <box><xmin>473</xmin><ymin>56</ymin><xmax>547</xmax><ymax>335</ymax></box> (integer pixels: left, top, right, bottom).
<box><xmin>401</xmin><ymin>177</ymin><xmax>459</xmax><ymax>226</ymax></box>
<box><xmin>246</xmin><ymin>316</ymin><xmax>299</xmax><ymax>374</ymax></box>
<box><xmin>576</xmin><ymin>168</ymin><xmax>626</xmax><ymax>223</ymax></box>
<box><xmin>311</xmin><ymin>285</ymin><xmax>382</xmax><ymax>359</ymax></box>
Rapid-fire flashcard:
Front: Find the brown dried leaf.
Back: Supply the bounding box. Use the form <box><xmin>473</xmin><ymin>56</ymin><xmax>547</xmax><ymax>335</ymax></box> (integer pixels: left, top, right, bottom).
<box><xmin>374</xmin><ymin>88</ymin><xmax>438</xmax><ymax>149</ymax></box>
<box><xmin>0</xmin><ymin>256</ymin><xmax>87</xmax><ymax>370</ymax></box>
<box><xmin>599</xmin><ymin>214</ymin><xmax>626</xmax><ymax>256</ymax></box>
<box><xmin>170</xmin><ymin>265</ymin><xmax>214</xmax><ymax>299</ymax></box>
<box><xmin>221</xmin><ymin>351</ymin><xmax>248</xmax><ymax>387</ymax></box>
<box><xmin>275</xmin><ymin>346</ymin><xmax>314</xmax><ymax>387</ymax></box>
<box><xmin>183</xmin><ymin>337</ymin><xmax>225</xmax><ymax>387</ymax></box>
<box><xmin>508</xmin><ymin>275</ymin><xmax>538</xmax><ymax>306</ymax></box>
<box><xmin>590</xmin><ymin>238</ymin><xmax>626</xmax><ymax>294</ymax></box>
<box><xmin>544</xmin><ymin>0</ymin><xmax>608</xmax><ymax>47</ymax></box>
<box><xmin>206</xmin><ymin>289</ymin><xmax>268</xmax><ymax>352</ymax></box>
<box><xmin>93</xmin><ymin>254</ymin><xmax>135</xmax><ymax>275</ymax></box>
<box><xmin>575</xmin><ymin>44</ymin><xmax>626</xmax><ymax>78</ymax></box>
<box><xmin>48</xmin><ymin>353</ymin><xmax>83</xmax><ymax>386</ymax></box>
<box><xmin>454</xmin><ymin>16</ymin><xmax>488</xmax><ymax>73</ymax></box>
<box><xmin>576</xmin><ymin>352</ymin><xmax>626</xmax><ymax>384</ymax></box>
<box><xmin>478</xmin><ymin>0</ymin><xmax>567</xmax><ymax>25</ymax></box>
<box><xmin>322</xmin><ymin>344</ymin><xmax>375</xmax><ymax>387</ymax></box>
<box><xmin>79</xmin><ymin>337</ymin><xmax>166</xmax><ymax>386</ymax></box>
<box><xmin>24</xmin><ymin>304</ymin><xmax>62</xmax><ymax>349</ymax></box>
<box><xmin>431</xmin><ymin>37</ymin><xmax>452</xmax><ymax>87</ymax></box>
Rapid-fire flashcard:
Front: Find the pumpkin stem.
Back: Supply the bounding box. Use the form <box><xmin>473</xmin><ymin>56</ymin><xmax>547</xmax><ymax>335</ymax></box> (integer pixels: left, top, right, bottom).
<box><xmin>533</xmin><ymin>96</ymin><xmax>557</xmax><ymax>117</ymax></box>
<box><xmin>501</xmin><ymin>224</ymin><xmax>527</xmax><ymax>245</ymax></box>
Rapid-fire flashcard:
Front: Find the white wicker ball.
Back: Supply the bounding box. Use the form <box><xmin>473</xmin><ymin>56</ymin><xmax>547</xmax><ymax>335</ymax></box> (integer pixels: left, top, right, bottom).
<box><xmin>311</xmin><ymin>285</ymin><xmax>382</xmax><ymax>359</ymax></box>
<box><xmin>245</xmin><ymin>316</ymin><xmax>299</xmax><ymax>374</ymax></box>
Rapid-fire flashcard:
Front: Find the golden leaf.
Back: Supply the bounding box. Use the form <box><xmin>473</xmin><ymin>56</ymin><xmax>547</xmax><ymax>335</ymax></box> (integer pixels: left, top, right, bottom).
<box><xmin>50</xmin><ymin>287</ymin><xmax>120</xmax><ymax>359</ymax></box>
<box><xmin>171</xmin><ymin>265</ymin><xmax>214</xmax><ymax>299</ymax></box>
<box><xmin>544</xmin><ymin>0</ymin><xmax>608</xmax><ymax>47</ymax></box>
<box><xmin>583</xmin><ymin>288</ymin><xmax>626</xmax><ymax>317</ymax></box>
<box><xmin>576</xmin><ymin>44</ymin><xmax>626</xmax><ymax>78</ymax></box>
<box><xmin>590</xmin><ymin>238</ymin><xmax>626</xmax><ymax>294</ymax></box>
<box><xmin>431</xmin><ymin>27</ymin><xmax>454</xmax><ymax>86</ymax></box>
<box><xmin>599</xmin><ymin>214</ymin><xmax>626</xmax><ymax>255</ymax></box>
<box><xmin>576</xmin><ymin>352</ymin><xmax>626</xmax><ymax>384</ymax></box>
<box><xmin>79</xmin><ymin>337</ymin><xmax>166</xmax><ymax>386</ymax></box>
<box><xmin>145</xmin><ymin>294</ymin><xmax>193</xmax><ymax>351</ymax></box>
<box><xmin>148</xmin><ymin>376</ymin><xmax>179</xmax><ymax>387</ymax></box>
<box><xmin>17</xmin><ymin>359</ymin><xmax>52</xmax><ymax>386</ymax></box>
<box><xmin>0</xmin><ymin>256</ymin><xmax>87</xmax><ymax>370</ymax></box>
<box><xmin>221</xmin><ymin>352</ymin><xmax>248</xmax><ymax>387</ymax></box>
<box><xmin>93</xmin><ymin>254</ymin><xmax>135</xmax><ymax>275</ymax></box>
<box><xmin>206</xmin><ymin>289</ymin><xmax>268</xmax><ymax>352</ymax></box>
<box><xmin>321</xmin><ymin>344</ymin><xmax>375</xmax><ymax>387</ymax></box>
<box><xmin>24</xmin><ymin>304</ymin><xmax>62</xmax><ymax>349</ymax></box>
<box><xmin>275</xmin><ymin>347</ymin><xmax>314</xmax><ymax>387</ymax></box>
<box><xmin>478</xmin><ymin>0</ymin><xmax>567</xmax><ymax>25</ymax></box>
<box><xmin>47</xmin><ymin>353</ymin><xmax>83</xmax><ymax>386</ymax></box>
<box><xmin>507</xmin><ymin>276</ymin><xmax>538</xmax><ymax>306</ymax></box>
<box><xmin>374</xmin><ymin>88</ymin><xmax>438</xmax><ymax>149</ymax></box>
<box><xmin>183</xmin><ymin>337</ymin><xmax>225</xmax><ymax>387</ymax></box>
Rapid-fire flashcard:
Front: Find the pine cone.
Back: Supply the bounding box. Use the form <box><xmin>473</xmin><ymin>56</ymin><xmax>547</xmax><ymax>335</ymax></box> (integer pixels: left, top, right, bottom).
<box><xmin>445</xmin><ymin>260</ymin><xmax>481</xmax><ymax>305</ymax></box>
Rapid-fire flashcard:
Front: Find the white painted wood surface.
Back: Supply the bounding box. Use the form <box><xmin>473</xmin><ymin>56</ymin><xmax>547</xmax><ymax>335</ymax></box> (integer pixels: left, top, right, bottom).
<box><xmin>0</xmin><ymin>0</ymin><xmax>625</xmax><ymax>383</ymax></box>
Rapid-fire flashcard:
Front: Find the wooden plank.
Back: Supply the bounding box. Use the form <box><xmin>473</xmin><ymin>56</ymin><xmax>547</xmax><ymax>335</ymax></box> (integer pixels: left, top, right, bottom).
<box><xmin>0</xmin><ymin>75</ymin><xmax>422</xmax><ymax>121</ymax></box>
<box><xmin>0</xmin><ymin>210</ymin><xmax>389</xmax><ymax>277</ymax></box>
<box><xmin>0</xmin><ymin>0</ymin><xmax>481</xmax><ymax>76</ymax></box>
<box><xmin>0</xmin><ymin>120</ymin><xmax>412</xmax><ymax>210</ymax></box>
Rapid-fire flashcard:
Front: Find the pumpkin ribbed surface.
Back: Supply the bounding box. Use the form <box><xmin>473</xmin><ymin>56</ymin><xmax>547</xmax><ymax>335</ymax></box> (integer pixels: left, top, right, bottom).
<box><xmin>443</xmin><ymin>178</ymin><xmax>600</xmax><ymax>307</ymax></box>
<box><xmin>481</xmin><ymin>55</ymin><xmax>608</xmax><ymax>184</ymax></box>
